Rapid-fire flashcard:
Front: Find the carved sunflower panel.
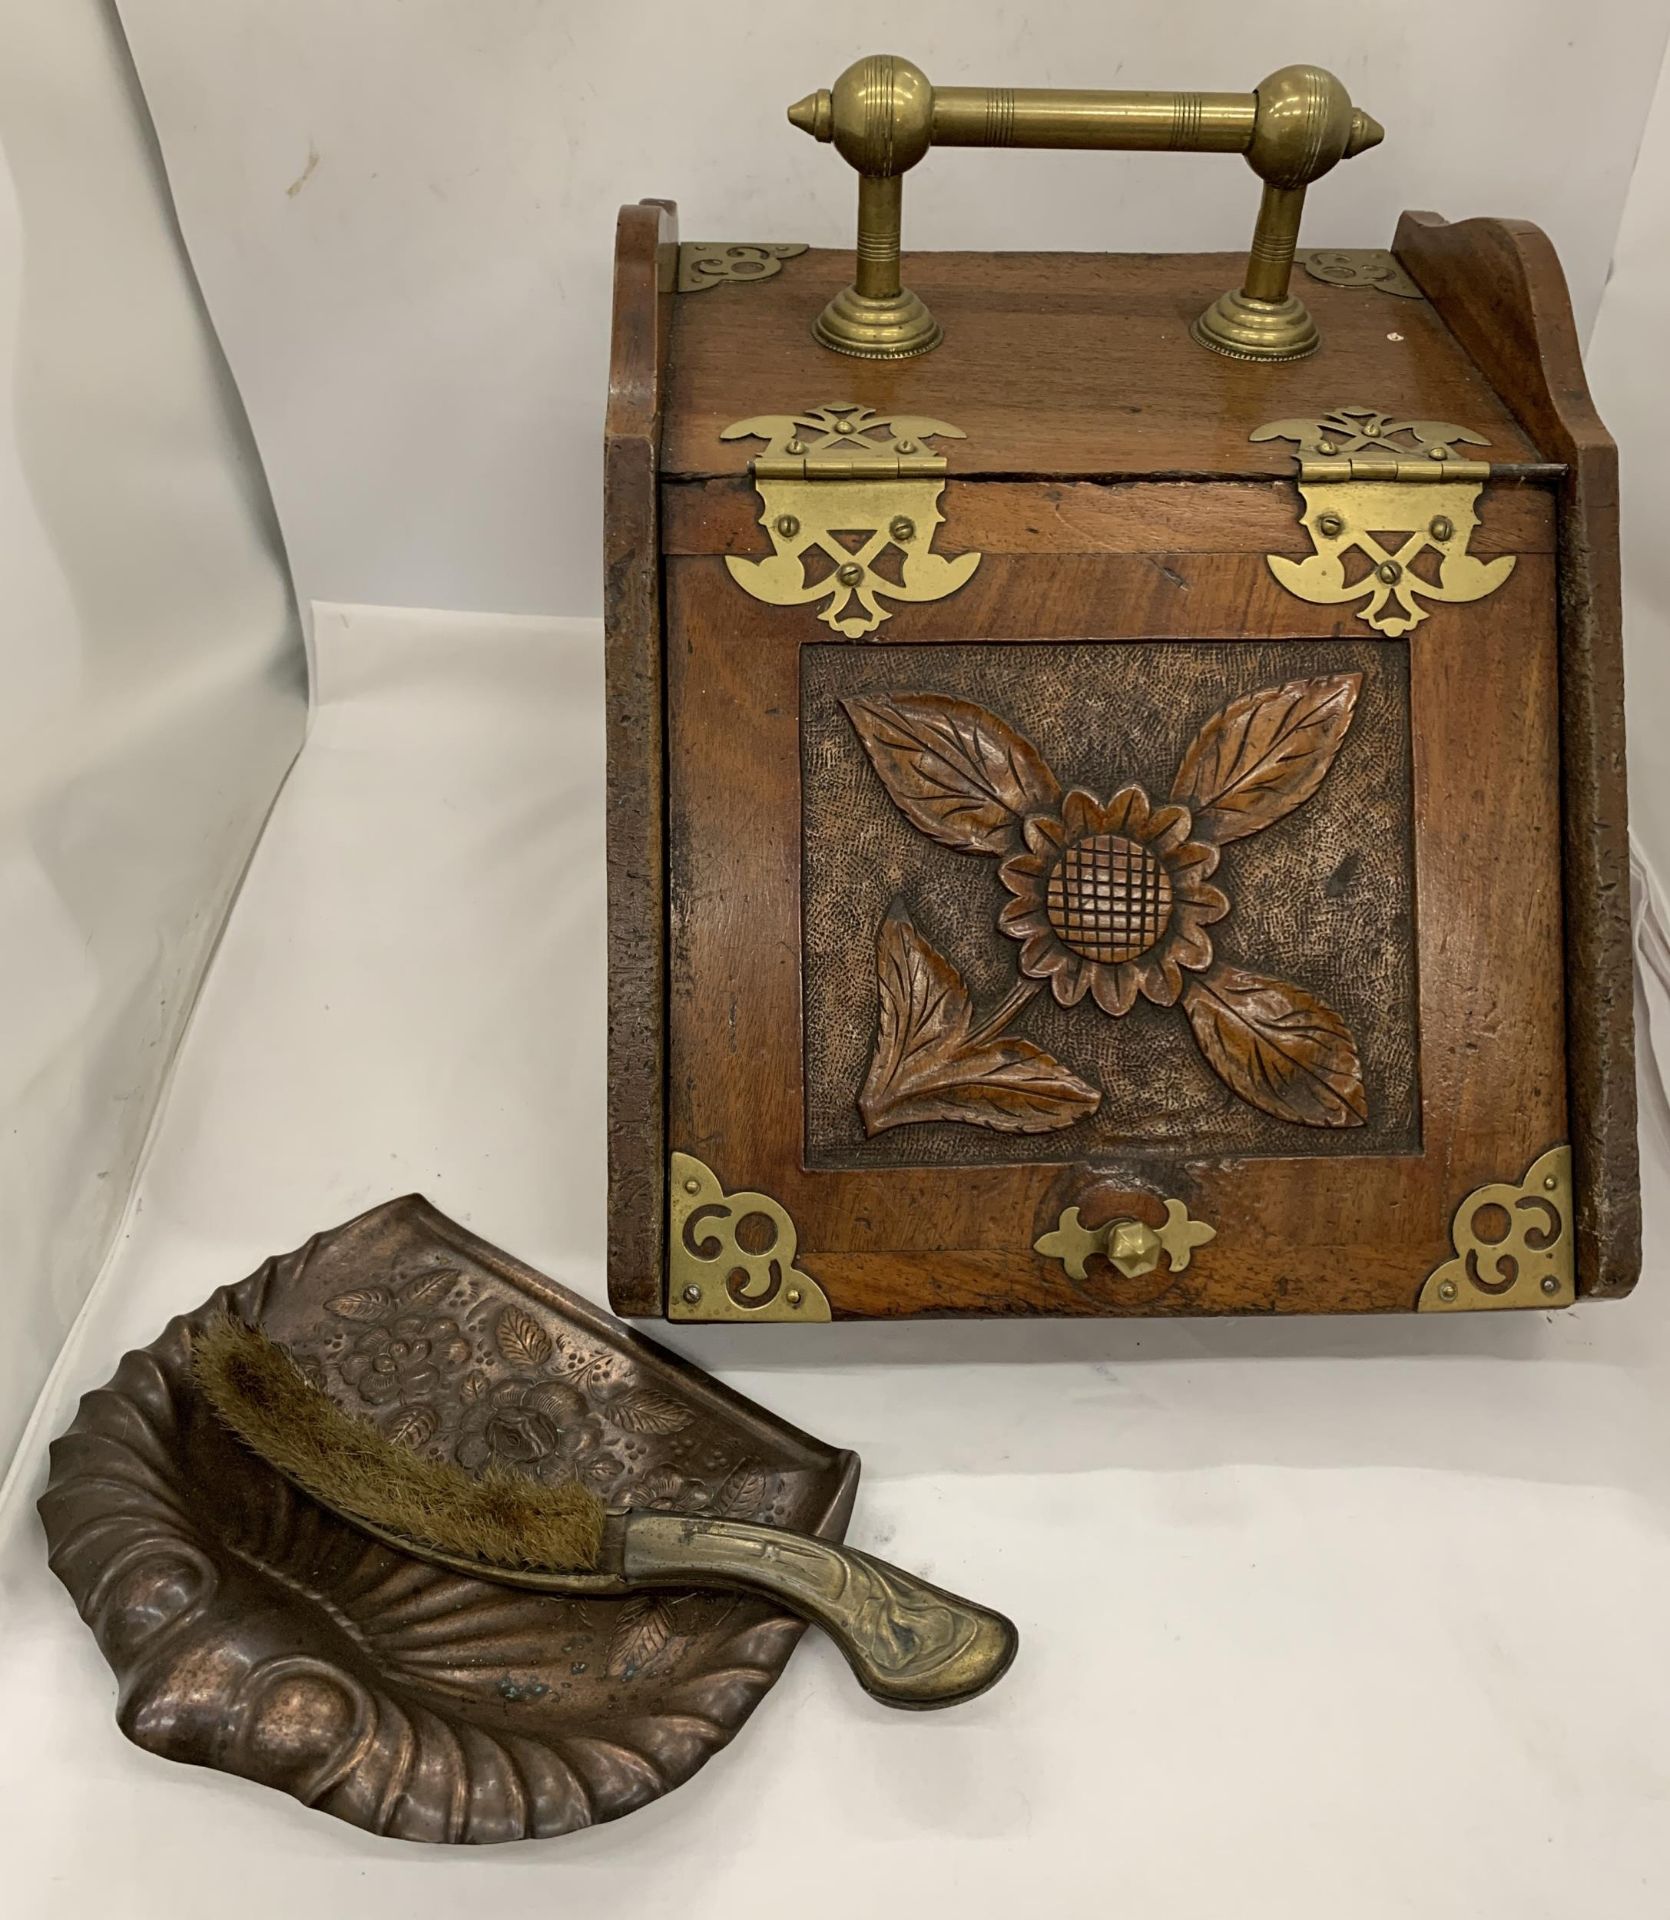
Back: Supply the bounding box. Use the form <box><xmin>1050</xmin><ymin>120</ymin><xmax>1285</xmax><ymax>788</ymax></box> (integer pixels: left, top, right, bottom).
<box><xmin>801</xmin><ymin>641</ymin><xmax>1420</xmax><ymax>1165</ymax></box>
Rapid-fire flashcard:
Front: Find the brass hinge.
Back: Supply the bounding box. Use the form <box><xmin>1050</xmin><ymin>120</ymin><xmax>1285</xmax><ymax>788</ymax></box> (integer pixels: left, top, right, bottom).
<box><xmin>720</xmin><ymin>402</ymin><xmax>982</xmax><ymax>637</ymax></box>
<box><xmin>751</xmin><ymin>450</ymin><xmax>951</xmax><ymax>479</ymax></box>
<box><xmin>1295</xmin><ymin>452</ymin><xmax>1491</xmax><ymax>485</ymax></box>
<box><xmin>1252</xmin><ymin>405</ymin><xmax>1517</xmax><ymax>637</ymax></box>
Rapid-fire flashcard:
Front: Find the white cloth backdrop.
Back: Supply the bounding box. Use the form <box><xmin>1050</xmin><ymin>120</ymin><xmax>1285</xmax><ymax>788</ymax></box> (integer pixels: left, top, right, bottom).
<box><xmin>5</xmin><ymin>4</ymin><xmax>1670</xmax><ymax>1914</ymax></box>
<box><xmin>1591</xmin><ymin>36</ymin><xmax>1670</xmax><ymax>904</ymax></box>
<box><xmin>115</xmin><ymin>0</ymin><xmax>1670</xmax><ymax>617</ymax></box>
<box><xmin>0</xmin><ymin>0</ymin><xmax>306</xmax><ymax>1459</ymax></box>
<box><xmin>3</xmin><ymin>607</ymin><xmax>1668</xmax><ymax>1919</ymax></box>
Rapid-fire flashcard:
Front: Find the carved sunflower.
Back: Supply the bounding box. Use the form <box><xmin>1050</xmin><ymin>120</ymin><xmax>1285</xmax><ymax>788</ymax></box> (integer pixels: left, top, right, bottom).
<box><xmin>996</xmin><ymin>786</ymin><xmax>1228</xmax><ymax>1015</ymax></box>
<box><xmin>843</xmin><ymin>675</ymin><xmax>1369</xmax><ymax>1135</ymax></box>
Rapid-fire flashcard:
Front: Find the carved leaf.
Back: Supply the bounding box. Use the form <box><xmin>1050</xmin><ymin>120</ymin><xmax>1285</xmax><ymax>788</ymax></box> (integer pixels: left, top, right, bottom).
<box><xmin>386</xmin><ymin>1403</ymin><xmax>437</xmax><ymax>1450</ymax></box>
<box><xmin>494</xmin><ymin>1305</ymin><xmax>552</xmax><ymax>1369</ymax></box>
<box><xmin>607</xmin><ymin>1594</ymin><xmax>675</xmax><ymax>1678</ymax></box>
<box><xmin>603</xmin><ymin>1390</ymin><xmax>693</xmax><ymax>1436</ymax></box>
<box><xmin>1182</xmin><ymin>965</ymin><xmax>1367</xmax><ymax>1128</ymax></box>
<box><xmin>1171</xmin><ymin>673</ymin><xmax>1363</xmax><ymax>843</ymax></box>
<box><xmin>861</xmin><ymin>903</ymin><xmax>1100</xmax><ymax>1135</ymax></box>
<box><xmin>842</xmin><ymin>691</ymin><xmax>1062</xmax><ymax>855</ymax></box>
<box><xmin>713</xmin><ymin>1460</ymin><xmax>769</xmax><ymax>1518</ymax></box>
<box><xmin>325</xmin><ymin>1287</ymin><xmax>394</xmax><ymax>1322</ymax></box>
<box><xmin>399</xmin><ymin>1266</ymin><xmax>459</xmax><ymax>1307</ymax></box>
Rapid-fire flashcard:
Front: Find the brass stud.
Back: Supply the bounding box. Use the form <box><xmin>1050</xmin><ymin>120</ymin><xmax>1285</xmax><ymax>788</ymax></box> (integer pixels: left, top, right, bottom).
<box><xmin>1362</xmin><ymin>419</ymin><xmax>1380</xmax><ymax>437</ymax></box>
<box><xmin>1317</xmin><ymin>511</ymin><xmax>1345</xmax><ymax>537</ymax></box>
<box><xmin>684</xmin><ymin>1177</ymin><xmax>701</xmax><ymax>1194</ymax></box>
<box><xmin>1429</xmin><ymin>515</ymin><xmax>1453</xmax><ymax>542</ymax></box>
<box><xmin>1543</xmin><ymin>1175</ymin><xmax>1557</xmax><ymax>1190</ymax></box>
<box><xmin>1540</xmin><ymin>1275</ymin><xmax>1560</xmax><ymax>1296</ymax></box>
<box><xmin>836</xmin><ymin>562</ymin><xmax>864</xmax><ymax>586</ymax></box>
<box><xmin>785</xmin><ymin>1287</ymin><xmax>803</xmax><ymax>1307</ymax></box>
<box><xmin>1105</xmin><ymin>1218</ymin><xmax>1164</xmax><ymax>1279</ymax></box>
<box><xmin>1437</xmin><ymin>1278</ymin><xmax>1458</xmax><ymax>1303</ymax></box>
<box><xmin>1376</xmin><ymin>560</ymin><xmax>1402</xmax><ymax>584</ymax></box>
<box><xmin>889</xmin><ymin>515</ymin><xmax>916</xmax><ymax>542</ymax></box>
<box><xmin>833</xmin><ymin>417</ymin><xmax>855</xmax><ymax>435</ymax></box>
<box><xmin>1428</xmin><ymin>444</ymin><xmax>1449</xmax><ymax>461</ymax></box>
<box><xmin>681</xmin><ymin>1284</ymin><xmax>702</xmax><ymax>1304</ymax></box>
<box><xmin>774</xmin><ymin>513</ymin><xmax>800</xmax><ymax>537</ymax></box>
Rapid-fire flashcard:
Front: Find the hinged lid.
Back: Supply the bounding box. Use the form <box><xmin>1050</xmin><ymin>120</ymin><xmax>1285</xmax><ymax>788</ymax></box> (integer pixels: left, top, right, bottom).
<box><xmin>659</xmin><ymin>250</ymin><xmax>1553</xmax><ymax>484</ymax></box>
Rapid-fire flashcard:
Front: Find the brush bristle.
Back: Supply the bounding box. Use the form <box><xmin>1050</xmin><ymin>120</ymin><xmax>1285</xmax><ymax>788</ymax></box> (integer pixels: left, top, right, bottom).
<box><xmin>192</xmin><ymin>1315</ymin><xmax>606</xmax><ymax>1573</ymax></box>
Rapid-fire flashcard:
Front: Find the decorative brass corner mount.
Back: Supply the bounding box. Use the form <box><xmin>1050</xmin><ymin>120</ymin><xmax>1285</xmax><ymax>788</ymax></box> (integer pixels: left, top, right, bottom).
<box><xmin>1035</xmin><ymin>1199</ymin><xmax>1215</xmax><ymax>1283</ymax></box>
<box><xmin>1418</xmin><ymin>1145</ymin><xmax>1574</xmax><ymax>1311</ymax></box>
<box><xmin>1301</xmin><ymin>248</ymin><xmax>1422</xmax><ymax>299</ymax></box>
<box><xmin>668</xmin><ymin>1152</ymin><xmax>832</xmax><ymax>1322</ymax></box>
<box><xmin>1253</xmin><ymin>406</ymin><xmax>1517</xmax><ymax>637</ymax></box>
<box><xmin>677</xmin><ymin>242</ymin><xmax>807</xmax><ymax>293</ymax></box>
<box><xmin>721</xmin><ymin>402</ymin><xmax>981</xmax><ymax>637</ymax></box>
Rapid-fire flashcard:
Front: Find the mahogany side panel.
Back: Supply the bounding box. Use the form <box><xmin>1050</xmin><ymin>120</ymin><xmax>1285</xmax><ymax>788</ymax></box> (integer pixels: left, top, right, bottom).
<box><xmin>1397</xmin><ymin>210</ymin><xmax>1639</xmax><ymax>1299</ymax></box>
<box><xmin>605</xmin><ymin>199</ymin><xmax>677</xmax><ymax>1315</ymax></box>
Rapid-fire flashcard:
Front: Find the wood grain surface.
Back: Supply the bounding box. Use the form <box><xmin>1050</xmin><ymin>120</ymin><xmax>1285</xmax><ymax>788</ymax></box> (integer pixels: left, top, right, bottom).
<box><xmin>1396</xmin><ymin>211</ymin><xmax>1638</xmax><ymax>1298</ymax></box>
<box><xmin>604</xmin><ymin>199</ymin><xmax>677</xmax><ymax>1315</ymax></box>
<box><xmin>607</xmin><ymin>203</ymin><xmax>1630</xmax><ymax>1317</ymax></box>
<box><xmin>665</xmin><ymin>496</ymin><xmax>1565</xmax><ymax>1316</ymax></box>
<box><xmin>661</xmin><ymin>249</ymin><xmax>1542</xmax><ymax>481</ymax></box>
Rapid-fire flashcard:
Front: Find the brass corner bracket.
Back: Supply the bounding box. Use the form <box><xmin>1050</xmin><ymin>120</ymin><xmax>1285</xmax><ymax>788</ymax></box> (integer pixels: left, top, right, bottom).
<box><xmin>721</xmin><ymin>402</ymin><xmax>981</xmax><ymax>637</ymax></box>
<box><xmin>1035</xmin><ymin>1199</ymin><xmax>1215</xmax><ymax>1283</ymax></box>
<box><xmin>668</xmin><ymin>1152</ymin><xmax>832</xmax><ymax>1323</ymax></box>
<box><xmin>677</xmin><ymin>242</ymin><xmax>807</xmax><ymax>293</ymax></box>
<box><xmin>1418</xmin><ymin>1145</ymin><xmax>1574</xmax><ymax>1312</ymax></box>
<box><xmin>1301</xmin><ymin>248</ymin><xmax>1422</xmax><ymax>299</ymax></box>
<box><xmin>1253</xmin><ymin>405</ymin><xmax>1517</xmax><ymax>637</ymax></box>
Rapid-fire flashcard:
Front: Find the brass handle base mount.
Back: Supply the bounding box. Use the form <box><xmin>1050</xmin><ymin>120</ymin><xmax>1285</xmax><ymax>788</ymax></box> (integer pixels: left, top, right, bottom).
<box><xmin>812</xmin><ymin>281</ymin><xmax>942</xmax><ymax>361</ymax></box>
<box><xmin>1191</xmin><ymin>288</ymin><xmax>1320</xmax><ymax>363</ymax></box>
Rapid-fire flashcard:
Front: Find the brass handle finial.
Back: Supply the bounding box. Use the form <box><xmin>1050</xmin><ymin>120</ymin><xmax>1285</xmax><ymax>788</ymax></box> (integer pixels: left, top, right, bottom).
<box><xmin>789</xmin><ymin>55</ymin><xmax>1383</xmax><ymax>362</ymax></box>
<box><xmin>790</xmin><ymin>55</ymin><xmax>944</xmax><ymax>359</ymax></box>
<box><xmin>1194</xmin><ymin>64</ymin><xmax>1384</xmax><ymax>361</ymax></box>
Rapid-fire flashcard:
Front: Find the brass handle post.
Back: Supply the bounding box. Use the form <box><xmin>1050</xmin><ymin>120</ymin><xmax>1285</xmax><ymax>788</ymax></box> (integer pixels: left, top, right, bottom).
<box><xmin>621</xmin><ymin>1510</ymin><xmax>1019</xmax><ymax>1709</ymax></box>
<box><xmin>788</xmin><ymin>55</ymin><xmax>1382</xmax><ymax>361</ymax></box>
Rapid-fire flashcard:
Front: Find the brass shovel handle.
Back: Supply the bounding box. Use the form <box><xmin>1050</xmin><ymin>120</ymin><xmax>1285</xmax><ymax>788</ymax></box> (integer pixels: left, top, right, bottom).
<box><xmin>788</xmin><ymin>53</ymin><xmax>1383</xmax><ymax>362</ymax></box>
<box><xmin>621</xmin><ymin>1510</ymin><xmax>1018</xmax><ymax>1710</ymax></box>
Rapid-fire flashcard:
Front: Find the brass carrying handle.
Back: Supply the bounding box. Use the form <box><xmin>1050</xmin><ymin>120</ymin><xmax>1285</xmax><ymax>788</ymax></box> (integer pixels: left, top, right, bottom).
<box><xmin>621</xmin><ymin>1511</ymin><xmax>1018</xmax><ymax>1709</ymax></box>
<box><xmin>788</xmin><ymin>54</ymin><xmax>1383</xmax><ymax>362</ymax></box>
